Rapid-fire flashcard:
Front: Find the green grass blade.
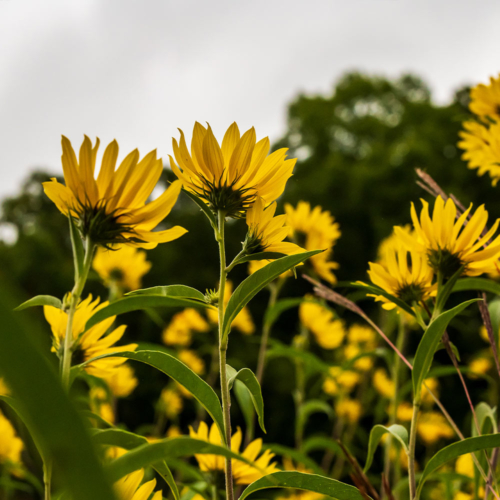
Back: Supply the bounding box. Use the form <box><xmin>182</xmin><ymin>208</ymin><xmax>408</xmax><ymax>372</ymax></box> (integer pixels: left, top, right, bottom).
<box><xmin>364</xmin><ymin>424</ymin><xmax>408</xmax><ymax>472</ymax></box>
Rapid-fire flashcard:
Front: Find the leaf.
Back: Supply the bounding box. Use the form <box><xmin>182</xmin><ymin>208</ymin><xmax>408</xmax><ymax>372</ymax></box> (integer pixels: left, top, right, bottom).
<box><xmin>234</xmin><ymin>252</ymin><xmax>287</xmax><ymax>265</ymax></box>
<box><xmin>79</xmin><ymin>350</ymin><xmax>225</xmax><ymax>442</ymax></box>
<box><xmin>226</xmin><ymin>366</ymin><xmax>266</xmax><ymax>433</ymax></box>
<box><xmin>417</xmin><ymin>434</ymin><xmax>500</xmax><ymax>497</ymax></box>
<box><xmin>234</xmin><ymin>379</ymin><xmax>254</xmax><ymax>431</ymax></box>
<box><xmin>0</xmin><ymin>287</ymin><xmax>115</xmax><ymax>500</ymax></box>
<box><xmin>488</xmin><ymin>299</ymin><xmax>500</xmax><ymax>345</ymax></box>
<box><xmin>92</xmin><ymin>428</ymin><xmax>179</xmax><ymax>500</ymax></box>
<box><xmin>15</xmin><ymin>295</ymin><xmax>62</xmax><ymax>311</ymax></box>
<box><xmin>105</xmin><ymin>437</ymin><xmax>257</xmax><ymax>482</ymax></box>
<box><xmin>222</xmin><ymin>250</ymin><xmax>323</xmax><ymax>342</ymax></box>
<box><xmin>473</xmin><ymin>403</ymin><xmax>497</xmax><ymax>436</ymax></box>
<box><xmin>126</xmin><ymin>285</ymin><xmax>206</xmax><ymax>302</ymax></box>
<box><xmin>182</xmin><ymin>189</ymin><xmax>217</xmax><ymax>230</ymax></box>
<box><xmin>85</xmin><ymin>296</ymin><xmax>212</xmax><ymax>331</ymax></box>
<box><xmin>264</xmin><ymin>298</ymin><xmax>305</xmax><ymax>330</ymax></box>
<box><xmin>296</xmin><ymin>400</ymin><xmax>333</xmax><ymax>442</ymax></box>
<box><xmin>302</xmin><ymin>436</ymin><xmax>342</xmax><ymax>456</ymax></box>
<box><xmin>412</xmin><ymin>299</ymin><xmax>480</xmax><ymax>399</ymax></box>
<box><xmin>80</xmin><ymin>410</ymin><xmax>114</xmax><ymax>428</ymax></box>
<box><xmin>262</xmin><ymin>444</ymin><xmax>323</xmax><ymax>475</ymax></box>
<box><xmin>453</xmin><ymin>278</ymin><xmax>500</xmax><ymax>296</ymax></box>
<box><xmin>434</xmin><ymin>265</ymin><xmax>465</xmax><ymax>313</ymax></box>
<box><xmin>69</xmin><ymin>215</ymin><xmax>85</xmax><ymax>281</ymax></box>
<box><xmin>364</xmin><ymin>424</ymin><xmax>409</xmax><ymax>472</ymax></box>
<box><xmin>239</xmin><ymin>471</ymin><xmax>367</xmax><ymax>500</ymax></box>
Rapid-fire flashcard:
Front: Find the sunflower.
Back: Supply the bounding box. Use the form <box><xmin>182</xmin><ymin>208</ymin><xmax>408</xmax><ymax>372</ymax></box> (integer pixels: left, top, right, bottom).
<box><xmin>114</xmin><ymin>470</ymin><xmax>162</xmax><ymax>500</ymax></box>
<box><xmin>0</xmin><ymin>410</ymin><xmax>23</xmax><ymax>468</ymax></box>
<box><xmin>93</xmin><ymin>245</ymin><xmax>152</xmax><ymax>292</ymax></box>
<box><xmin>43</xmin><ymin>136</ymin><xmax>187</xmax><ymax>248</ymax></box>
<box><xmin>189</xmin><ymin>421</ymin><xmax>278</xmax><ymax>484</ymax></box>
<box><xmin>469</xmin><ymin>74</ymin><xmax>500</xmax><ymax>119</ymax></box>
<box><xmin>169</xmin><ymin>122</ymin><xmax>296</xmax><ymax>218</ymax></box>
<box><xmin>395</xmin><ymin>196</ymin><xmax>500</xmax><ymax>278</ymax></box>
<box><xmin>367</xmin><ymin>241</ymin><xmax>436</xmax><ymax>310</ymax></box>
<box><xmin>299</xmin><ymin>300</ymin><xmax>345</xmax><ymax>349</ymax></box>
<box><xmin>244</xmin><ymin>197</ymin><xmax>303</xmax><ymax>256</ymax></box>
<box><xmin>284</xmin><ymin>201</ymin><xmax>341</xmax><ymax>283</ymax></box>
<box><xmin>43</xmin><ymin>295</ymin><xmax>137</xmax><ymax>378</ymax></box>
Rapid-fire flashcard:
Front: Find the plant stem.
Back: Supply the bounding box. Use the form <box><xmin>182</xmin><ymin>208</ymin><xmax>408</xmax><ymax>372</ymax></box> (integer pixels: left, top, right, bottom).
<box><xmin>216</xmin><ymin>210</ymin><xmax>234</xmax><ymax>500</ymax></box>
<box><xmin>60</xmin><ymin>238</ymin><xmax>95</xmax><ymax>391</ymax></box>
<box><xmin>408</xmin><ymin>399</ymin><xmax>420</xmax><ymax>500</ymax></box>
<box><xmin>43</xmin><ymin>461</ymin><xmax>52</xmax><ymax>500</ymax></box>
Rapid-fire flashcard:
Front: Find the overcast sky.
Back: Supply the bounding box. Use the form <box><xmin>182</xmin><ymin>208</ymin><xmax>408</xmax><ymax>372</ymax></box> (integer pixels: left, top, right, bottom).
<box><xmin>1</xmin><ymin>0</ymin><xmax>499</xmax><ymax>201</ymax></box>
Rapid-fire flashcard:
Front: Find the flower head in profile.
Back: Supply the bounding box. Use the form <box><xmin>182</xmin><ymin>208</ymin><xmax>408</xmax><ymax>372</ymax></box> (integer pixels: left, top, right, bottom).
<box><xmin>114</xmin><ymin>470</ymin><xmax>162</xmax><ymax>500</ymax></box>
<box><xmin>43</xmin><ymin>136</ymin><xmax>187</xmax><ymax>248</ymax></box>
<box><xmin>0</xmin><ymin>410</ymin><xmax>23</xmax><ymax>468</ymax></box>
<box><xmin>244</xmin><ymin>197</ymin><xmax>303</xmax><ymax>257</ymax></box>
<box><xmin>469</xmin><ymin>74</ymin><xmax>500</xmax><ymax>119</ymax></box>
<box><xmin>284</xmin><ymin>201</ymin><xmax>341</xmax><ymax>283</ymax></box>
<box><xmin>395</xmin><ymin>196</ymin><xmax>500</xmax><ymax>278</ymax></box>
<box><xmin>169</xmin><ymin>122</ymin><xmax>296</xmax><ymax>218</ymax></box>
<box><xmin>93</xmin><ymin>245</ymin><xmax>151</xmax><ymax>292</ymax></box>
<box><xmin>299</xmin><ymin>299</ymin><xmax>345</xmax><ymax>349</ymax></box>
<box><xmin>189</xmin><ymin>422</ymin><xmax>278</xmax><ymax>484</ymax></box>
<box><xmin>44</xmin><ymin>295</ymin><xmax>137</xmax><ymax>378</ymax></box>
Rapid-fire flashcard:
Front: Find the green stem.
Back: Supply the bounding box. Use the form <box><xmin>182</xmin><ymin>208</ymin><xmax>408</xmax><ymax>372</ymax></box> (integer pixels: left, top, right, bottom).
<box><xmin>216</xmin><ymin>210</ymin><xmax>234</xmax><ymax>500</ymax></box>
<box><xmin>43</xmin><ymin>461</ymin><xmax>52</xmax><ymax>500</ymax></box>
<box><xmin>60</xmin><ymin>238</ymin><xmax>95</xmax><ymax>391</ymax></box>
<box><xmin>408</xmin><ymin>399</ymin><xmax>420</xmax><ymax>500</ymax></box>
<box><xmin>294</xmin><ymin>325</ymin><xmax>308</xmax><ymax>449</ymax></box>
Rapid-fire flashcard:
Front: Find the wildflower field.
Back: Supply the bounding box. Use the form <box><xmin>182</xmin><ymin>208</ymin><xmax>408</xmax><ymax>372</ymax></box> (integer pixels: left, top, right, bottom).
<box><xmin>3</xmin><ymin>72</ymin><xmax>500</xmax><ymax>500</ymax></box>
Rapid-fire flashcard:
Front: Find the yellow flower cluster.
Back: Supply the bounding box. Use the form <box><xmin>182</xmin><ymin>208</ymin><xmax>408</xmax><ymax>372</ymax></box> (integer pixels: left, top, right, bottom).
<box><xmin>162</xmin><ymin>308</ymin><xmax>210</xmax><ymax>346</ymax></box>
<box><xmin>0</xmin><ymin>410</ymin><xmax>23</xmax><ymax>468</ymax></box>
<box><xmin>299</xmin><ymin>300</ymin><xmax>345</xmax><ymax>349</ymax></box>
<box><xmin>114</xmin><ymin>470</ymin><xmax>162</xmax><ymax>500</ymax></box>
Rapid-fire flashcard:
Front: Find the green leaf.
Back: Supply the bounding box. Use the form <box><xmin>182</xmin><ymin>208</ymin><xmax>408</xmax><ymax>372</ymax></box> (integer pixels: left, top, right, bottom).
<box><xmin>226</xmin><ymin>366</ymin><xmax>266</xmax><ymax>433</ymax></box>
<box><xmin>234</xmin><ymin>379</ymin><xmax>254</xmax><ymax>431</ymax></box>
<box><xmin>302</xmin><ymin>436</ymin><xmax>342</xmax><ymax>456</ymax></box>
<box><xmin>488</xmin><ymin>299</ymin><xmax>500</xmax><ymax>345</ymax></box>
<box><xmin>126</xmin><ymin>285</ymin><xmax>206</xmax><ymax>302</ymax></box>
<box><xmin>434</xmin><ymin>265</ymin><xmax>465</xmax><ymax>313</ymax></box>
<box><xmin>262</xmin><ymin>444</ymin><xmax>323</xmax><ymax>475</ymax></box>
<box><xmin>473</xmin><ymin>402</ymin><xmax>497</xmax><ymax>436</ymax></box>
<box><xmin>239</xmin><ymin>471</ymin><xmax>367</xmax><ymax>500</ymax></box>
<box><xmin>264</xmin><ymin>297</ymin><xmax>305</xmax><ymax>330</ymax></box>
<box><xmin>0</xmin><ymin>288</ymin><xmax>115</xmax><ymax>500</ymax></box>
<box><xmin>296</xmin><ymin>400</ymin><xmax>333</xmax><ymax>443</ymax></box>
<box><xmin>69</xmin><ymin>215</ymin><xmax>85</xmax><ymax>281</ymax></box>
<box><xmin>364</xmin><ymin>424</ymin><xmax>409</xmax><ymax>472</ymax></box>
<box><xmin>80</xmin><ymin>410</ymin><xmax>114</xmax><ymax>428</ymax></box>
<box><xmin>412</xmin><ymin>299</ymin><xmax>480</xmax><ymax>399</ymax></box>
<box><xmin>79</xmin><ymin>350</ymin><xmax>225</xmax><ymax>442</ymax></box>
<box><xmin>106</xmin><ymin>437</ymin><xmax>257</xmax><ymax>482</ymax></box>
<box><xmin>92</xmin><ymin>428</ymin><xmax>179</xmax><ymax>500</ymax></box>
<box><xmin>182</xmin><ymin>189</ymin><xmax>217</xmax><ymax>231</ymax></box>
<box><xmin>222</xmin><ymin>250</ymin><xmax>323</xmax><ymax>342</ymax></box>
<box><xmin>453</xmin><ymin>278</ymin><xmax>500</xmax><ymax>296</ymax></box>
<box><xmin>15</xmin><ymin>295</ymin><xmax>62</xmax><ymax>311</ymax></box>
<box><xmin>234</xmin><ymin>252</ymin><xmax>287</xmax><ymax>265</ymax></box>
<box><xmin>85</xmin><ymin>296</ymin><xmax>212</xmax><ymax>331</ymax></box>
<box><xmin>417</xmin><ymin>434</ymin><xmax>500</xmax><ymax>497</ymax></box>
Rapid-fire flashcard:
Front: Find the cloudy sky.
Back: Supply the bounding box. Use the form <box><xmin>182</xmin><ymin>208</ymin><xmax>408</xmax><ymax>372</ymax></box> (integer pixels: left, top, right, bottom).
<box><xmin>1</xmin><ymin>0</ymin><xmax>499</xmax><ymax>201</ymax></box>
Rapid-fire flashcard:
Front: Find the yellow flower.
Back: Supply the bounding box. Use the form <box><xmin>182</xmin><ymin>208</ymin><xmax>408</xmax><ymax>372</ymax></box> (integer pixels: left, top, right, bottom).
<box><xmin>160</xmin><ymin>388</ymin><xmax>183</xmax><ymax>418</ymax></box>
<box><xmin>347</xmin><ymin>324</ymin><xmax>376</xmax><ymax>347</ymax></box>
<box><xmin>248</xmin><ymin>258</ymin><xmax>293</xmax><ymax>278</ymax></box>
<box><xmin>43</xmin><ymin>136</ymin><xmax>187</xmax><ymax>248</ymax></box>
<box><xmin>421</xmin><ymin>377</ymin><xmax>439</xmax><ymax>405</ymax></box>
<box><xmin>163</xmin><ymin>308</ymin><xmax>210</xmax><ymax>346</ymax></box>
<box><xmin>344</xmin><ymin>344</ymin><xmax>373</xmax><ymax>371</ymax></box>
<box><xmin>299</xmin><ymin>300</ymin><xmax>345</xmax><ymax>349</ymax></box>
<box><xmin>454</xmin><ymin>493</ymin><xmax>473</xmax><ymax>500</ymax></box>
<box><xmin>114</xmin><ymin>470</ymin><xmax>162</xmax><ymax>500</ymax></box>
<box><xmin>207</xmin><ymin>281</ymin><xmax>255</xmax><ymax>335</ymax></box>
<box><xmin>0</xmin><ymin>410</ymin><xmax>23</xmax><ymax>467</ymax></box>
<box><xmin>90</xmin><ymin>387</ymin><xmax>115</xmax><ymax>424</ymax></box>
<box><xmin>455</xmin><ymin>453</ymin><xmax>474</xmax><ymax>478</ymax></box>
<box><xmin>323</xmin><ymin>366</ymin><xmax>360</xmax><ymax>395</ymax></box>
<box><xmin>93</xmin><ymin>245</ymin><xmax>151</xmax><ymax>291</ymax></box>
<box><xmin>244</xmin><ymin>197</ymin><xmax>303</xmax><ymax>257</ymax></box>
<box><xmin>373</xmin><ymin>368</ymin><xmax>395</xmax><ymax>399</ymax></box>
<box><xmin>178</xmin><ymin>350</ymin><xmax>205</xmax><ymax>375</ymax></box>
<box><xmin>44</xmin><ymin>295</ymin><xmax>137</xmax><ymax>378</ymax></box>
<box><xmin>396</xmin><ymin>196</ymin><xmax>500</xmax><ymax>278</ymax></box>
<box><xmin>468</xmin><ymin>357</ymin><xmax>492</xmax><ymax>378</ymax></box>
<box><xmin>417</xmin><ymin>411</ymin><xmax>454</xmax><ymax>445</ymax></box>
<box><xmin>396</xmin><ymin>402</ymin><xmax>414</xmax><ymax>422</ymax></box>
<box><xmin>169</xmin><ymin>122</ymin><xmax>296</xmax><ymax>218</ymax></box>
<box><xmin>0</xmin><ymin>378</ymin><xmax>9</xmax><ymax>396</ymax></box>
<box><xmin>189</xmin><ymin>422</ymin><xmax>278</xmax><ymax>484</ymax></box>
<box><xmin>367</xmin><ymin>235</ymin><xmax>436</xmax><ymax>310</ymax></box>
<box><xmin>103</xmin><ymin>364</ymin><xmax>138</xmax><ymax>398</ymax></box>
<box><xmin>284</xmin><ymin>201</ymin><xmax>341</xmax><ymax>283</ymax></box>
<box><xmin>335</xmin><ymin>398</ymin><xmax>362</xmax><ymax>423</ymax></box>
<box><xmin>167</xmin><ymin>426</ymin><xmax>181</xmax><ymax>438</ymax></box>
<box><xmin>469</xmin><ymin>74</ymin><xmax>500</xmax><ymax>119</ymax></box>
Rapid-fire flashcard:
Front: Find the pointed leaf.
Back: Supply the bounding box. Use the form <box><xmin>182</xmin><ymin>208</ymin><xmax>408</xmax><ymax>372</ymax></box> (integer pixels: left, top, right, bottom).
<box><xmin>234</xmin><ymin>379</ymin><xmax>254</xmax><ymax>431</ymax></box>
<box><xmin>302</xmin><ymin>436</ymin><xmax>342</xmax><ymax>456</ymax></box>
<box><xmin>227</xmin><ymin>366</ymin><xmax>266</xmax><ymax>433</ymax></box>
<box><xmin>78</xmin><ymin>350</ymin><xmax>225</xmax><ymax>442</ymax></box>
<box><xmin>239</xmin><ymin>471</ymin><xmax>367</xmax><ymax>500</ymax></box>
<box><xmin>453</xmin><ymin>278</ymin><xmax>500</xmax><ymax>296</ymax></box>
<box><xmin>296</xmin><ymin>400</ymin><xmax>333</xmax><ymax>442</ymax></box>
<box><xmin>412</xmin><ymin>299</ymin><xmax>480</xmax><ymax>399</ymax></box>
<box><xmin>15</xmin><ymin>295</ymin><xmax>62</xmax><ymax>311</ymax></box>
<box><xmin>222</xmin><ymin>250</ymin><xmax>323</xmax><ymax>341</ymax></box>
<box><xmin>234</xmin><ymin>252</ymin><xmax>287</xmax><ymax>265</ymax></box>
<box><xmin>127</xmin><ymin>285</ymin><xmax>206</xmax><ymax>302</ymax></box>
<box><xmin>364</xmin><ymin>424</ymin><xmax>409</xmax><ymax>472</ymax></box>
<box><xmin>473</xmin><ymin>403</ymin><xmax>497</xmax><ymax>436</ymax></box>
<box><xmin>417</xmin><ymin>434</ymin><xmax>500</xmax><ymax>497</ymax></box>
<box><xmin>85</xmin><ymin>296</ymin><xmax>212</xmax><ymax>331</ymax></box>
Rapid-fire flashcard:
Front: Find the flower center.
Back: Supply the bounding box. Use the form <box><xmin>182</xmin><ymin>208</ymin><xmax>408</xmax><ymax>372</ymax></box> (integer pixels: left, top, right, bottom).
<box><xmin>427</xmin><ymin>248</ymin><xmax>464</xmax><ymax>279</ymax></box>
<box><xmin>396</xmin><ymin>282</ymin><xmax>426</xmax><ymax>304</ymax></box>
<box><xmin>109</xmin><ymin>268</ymin><xmax>124</xmax><ymax>283</ymax></box>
